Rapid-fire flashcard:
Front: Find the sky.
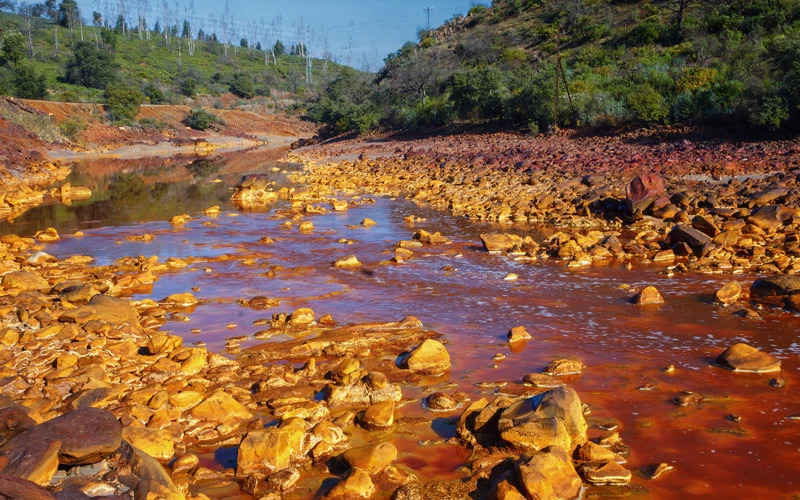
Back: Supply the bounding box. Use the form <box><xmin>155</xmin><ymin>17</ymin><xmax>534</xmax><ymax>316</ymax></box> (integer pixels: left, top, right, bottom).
<box><xmin>76</xmin><ymin>0</ymin><xmax>478</xmax><ymax>70</ymax></box>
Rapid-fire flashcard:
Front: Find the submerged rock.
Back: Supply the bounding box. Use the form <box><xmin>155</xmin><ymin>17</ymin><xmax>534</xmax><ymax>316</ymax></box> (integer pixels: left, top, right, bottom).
<box><xmin>507</xmin><ymin>325</ymin><xmax>532</xmax><ymax>343</ymax></box>
<box><xmin>716</xmin><ymin>343</ymin><xmax>781</xmax><ymax>373</ymax></box>
<box><xmin>480</xmin><ymin>233</ymin><xmax>522</xmax><ymax>253</ymax></box>
<box><xmin>715</xmin><ymin>281</ymin><xmax>742</xmax><ymax>304</ymax></box>
<box><xmin>633</xmin><ymin>286</ymin><xmax>664</xmax><ymax>306</ymax></box>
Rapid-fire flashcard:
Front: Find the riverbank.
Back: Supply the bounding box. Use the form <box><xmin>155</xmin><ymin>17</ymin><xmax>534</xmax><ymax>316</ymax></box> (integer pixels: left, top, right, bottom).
<box><xmin>292</xmin><ymin>129</ymin><xmax>800</xmax><ymax>287</ymax></box>
<box><xmin>0</xmin><ymin>98</ymin><xmax>309</xmax><ymax>222</ymax></box>
<box><xmin>0</xmin><ymin>128</ymin><xmax>798</xmax><ymax>499</ymax></box>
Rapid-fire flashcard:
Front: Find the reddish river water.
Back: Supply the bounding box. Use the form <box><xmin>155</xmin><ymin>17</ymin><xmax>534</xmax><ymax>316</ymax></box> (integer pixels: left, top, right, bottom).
<box><xmin>3</xmin><ymin>150</ymin><xmax>799</xmax><ymax>498</ymax></box>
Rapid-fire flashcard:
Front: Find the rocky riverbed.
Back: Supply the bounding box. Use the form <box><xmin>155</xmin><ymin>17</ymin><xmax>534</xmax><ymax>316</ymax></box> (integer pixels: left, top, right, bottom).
<box><xmin>0</xmin><ymin>137</ymin><xmax>798</xmax><ymax>499</ymax></box>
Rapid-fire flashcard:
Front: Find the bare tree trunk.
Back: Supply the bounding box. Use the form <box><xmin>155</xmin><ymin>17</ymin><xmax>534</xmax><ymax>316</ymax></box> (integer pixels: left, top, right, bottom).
<box><xmin>24</xmin><ymin>14</ymin><xmax>34</xmax><ymax>57</ymax></box>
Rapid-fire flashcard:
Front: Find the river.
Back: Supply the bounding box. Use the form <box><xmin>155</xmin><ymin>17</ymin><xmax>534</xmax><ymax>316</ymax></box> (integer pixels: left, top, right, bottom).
<box><xmin>3</xmin><ymin>147</ymin><xmax>798</xmax><ymax>498</ymax></box>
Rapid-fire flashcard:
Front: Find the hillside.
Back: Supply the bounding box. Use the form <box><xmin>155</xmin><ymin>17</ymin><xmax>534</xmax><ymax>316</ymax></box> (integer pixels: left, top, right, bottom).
<box><xmin>310</xmin><ymin>0</ymin><xmax>800</xmax><ymax>135</ymax></box>
<box><xmin>0</xmin><ymin>9</ymin><xmax>353</xmax><ymax>107</ymax></box>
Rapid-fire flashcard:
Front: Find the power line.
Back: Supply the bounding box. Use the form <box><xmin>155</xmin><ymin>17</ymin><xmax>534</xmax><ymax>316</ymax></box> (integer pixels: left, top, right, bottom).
<box><xmin>423</xmin><ymin>6</ymin><xmax>433</xmax><ymax>31</ymax></box>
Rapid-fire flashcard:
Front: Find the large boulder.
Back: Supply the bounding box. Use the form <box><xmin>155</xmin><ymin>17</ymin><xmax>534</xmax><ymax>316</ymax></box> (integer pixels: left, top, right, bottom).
<box><xmin>190</xmin><ymin>391</ymin><xmax>253</xmax><ymax>425</ymax></box>
<box><xmin>0</xmin><ymin>475</ymin><xmax>55</xmax><ymax>500</ymax></box>
<box><xmin>516</xmin><ymin>445</ymin><xmax>582</xmax><ymax>500</ymax></box>
<box><xmin>480</xmin><ymin>233</ymin><xmax>523</xmax><ymax>253</ymax></box>
<box><xmin>747</xmin><ymin>205</ymin><xmax>799</xmax><ymax>231</ymax></box>
<box><xmin>497</xmin><ymin>387</ymin><xmax>588</xmax><ymax>452</ymax></box>
<box><xmin>716</xmin><ymin>343</ymin><xmax>781</xmax><ymax>373</ymax></box>
<box><xmin>341</xmin><ymin>442</ymin><xmax>397</xmax><ymax>474</ymax></box>
<box><xmin>236</xmin><ymin>422</ymin><xmax>305</xmax><ymax>477</ymax></box>
<box><xmin>750</xmin><ymin>275</ymin><xmax>800</xmax><ymax>299</ymax></box>
<box><xmin>122</xmin><ymin>426</ymin><xmax>175</xmax><ymax>461</ymax></box>
<box><xmin>625</xmin><ymin>174</ymin><xmax>666</xmax><ymax>213</ymax></box>
<box><xmin>232</xmin><ymin>174</ymin><xmax>279</xmax><ymax>207</ymax></box>
<box><xmin>402</xmin><ymin>339</ymin><xmax>451</xmax><ymax>376</ymax></box>
<box><xmin>1</xmin><ymin>271</ymin><xmax>50</xmax><ymax>292</ymax></box>
<box><xmin>88</xmin><ymin>294</ymin><xmax>142</xmax><ymax>330</ymax></box>
<box><xmin>323</xmin><ymin>468</ymin><xmax>375</xmax><ymax>499</ymax></box>
<box><xmin>1</xmin><ymin>408</ymin><xmax>122</xmax><ymax>466</ymax></box>
<box><xmin>667</xmin><ymin>225</ymin><xmax>711</xmax><ymax>254</ymax></box>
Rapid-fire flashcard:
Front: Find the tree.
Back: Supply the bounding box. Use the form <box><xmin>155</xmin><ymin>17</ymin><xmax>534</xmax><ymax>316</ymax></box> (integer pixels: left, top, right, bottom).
<box><xmin>13</xmin><ymin>63</ymin><xmax>47</xmax><ymax>98</ymax></box>
<box><xmin>240</xmin><ymin>38</ymin><xmax>248</xmax><ymax>48</ymax></box>
<box><xmin>1</xmin><ymin>29</ymin><xmax>26</xmax><ymax>65</ymax></box>
<box><xmin>230</xmin><ymin>72</ymin><xmax>255</xmax><ymax>98</ymax></box>
<box><xmin>673</xmin><ymin>0</ymin><xmax>694</xmax><ymax>38</ymax></box>
<box><xmin>44</xmin><ymin>0</ymin><xmax>57</xmax><ymax>20</ymax></box>
<box><xmin>92</xmin><ymin>11</ymin><xmax>102</xmax><ymax>27</ymax></box>
<box><xmin>178</xmin><ymin>74</ymin><xmax>199</xmax><ymax>96</ymax></box>
<box><xmin>182</xmin><ymin>20</ymin><xmax>190</xmax><ymax>38</ymax></box>
<box><xmin>64</xmin><ymin>41</ymin><xmax>118</xmax><ymax>88</ymax></box>
<box><xmin>57</xmin><ymin>0</ymin><xmax>80</xmax><ymax>29</ymax></box>
<box><xmin>104</xmin><ymin>82</ymin><xmax>144</xmax><ymax>121</ymax></box>
<box><xmin>143</xmin><ymin>82</ymin><xmax>165</xmax><ymax>104</ymax></box>
<box><xmin>273</xmin><ymin>40</ymin><xmax>285</xmax><ymax>56</ymax></box>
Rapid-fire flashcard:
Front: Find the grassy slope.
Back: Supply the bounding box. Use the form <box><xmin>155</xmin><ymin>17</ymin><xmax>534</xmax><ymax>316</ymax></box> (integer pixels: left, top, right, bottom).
<box><xmin>0</xmin><ymin>11</ymin><xmax>351</xmax><ymax>104</ymax></box>
<box><xmin>316</xmin><ymin>0</ymin><xmax>800</xmax><ymax>134</ymax></box>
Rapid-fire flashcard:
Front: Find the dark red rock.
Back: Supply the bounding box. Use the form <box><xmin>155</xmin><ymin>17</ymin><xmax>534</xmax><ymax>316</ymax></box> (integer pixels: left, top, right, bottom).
<box><xmin>625</xmin><ymin>174</ymin><xmax>666</xmax><ymax>213</ymax></box>
<box><xmin>667</xmin><ymin>225</ymin><xmax>712</xmax><ymax>254</ymax></box>
<box><xmin>0</xmin><ymin>474</ymin><xmax>55</xmax><ymax>499</ymax></box>
<box><xmin>1</xmin><ymin>408</ymin><xmax>122</xmax><ymax>466</ymax></box>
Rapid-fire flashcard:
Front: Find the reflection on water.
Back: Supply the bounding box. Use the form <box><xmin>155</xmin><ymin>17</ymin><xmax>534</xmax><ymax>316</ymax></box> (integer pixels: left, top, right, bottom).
<box><xmin>0</xmin><ymin>149</ymin><xmax>291</xmax><ymax>236</ymax></box>
<box><xmin>3</xmin><ymin>149</ymin><xmax>800</xmax><ymax>498</ymax></box>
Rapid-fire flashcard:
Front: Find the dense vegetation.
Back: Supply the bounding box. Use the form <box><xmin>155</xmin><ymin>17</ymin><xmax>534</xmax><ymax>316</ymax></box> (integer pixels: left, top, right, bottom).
<box><xmin>0</xmin><ymin>2</ymin><xmax>352</xmax><ymax>122</ymax></box>
<box><xmin>309</xmin><ymin>0</ymin><xmax>800</xmax><ymax>134</ymax></box>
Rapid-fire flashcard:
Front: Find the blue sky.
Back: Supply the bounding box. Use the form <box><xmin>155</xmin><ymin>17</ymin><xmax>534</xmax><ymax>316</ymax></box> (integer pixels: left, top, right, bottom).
<box><xmin>77</xmin><ymin>0</ymin><xmax>477</xmax><ymax>70</ymax></box>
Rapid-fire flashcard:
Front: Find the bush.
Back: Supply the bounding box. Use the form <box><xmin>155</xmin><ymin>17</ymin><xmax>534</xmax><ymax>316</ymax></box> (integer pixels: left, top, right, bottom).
<box><xmin>60</xmin><ymin>116</ymin><xmax>86</xmax><ymax>142</ymax></box>
<box><xmin>137</xmin><ymin>117</ymin><xmax>168</xmax><ymax>131</ymax></box>
<box><xmin>64</xmin><ymin>41</ymin><xmax>118</xmax><ymax>89</ymax></box>
<box><xmin>183</xmin><ymin>108</ymin><xmax>222</xmax><ymax>130</ymax></box>
<box><xmin>179</xmin><ymin>76</ymin><xmax>199</xmax><ymax>97</ymax></box>
<box><xmin>623</xmin><ymin>17</ymin><xmax>669</xmax><ymax>47</ymax></box>
<box><xmin>104</xmin><ymin>83</ymin><xmax>144</xmax><ymax>122</ymax></box>
<box><xmin>625</xmin><ymin>83</ymin><xmax>668</xmax><ymax>123</ymax></box>
<box><xmin>1</xmin><ymin>29</ymin><xmax>26</xmax><ymax>65</ymax></box>
<box><xmin>446</xmin><ymin>67</ymin><xmax>506</xmax><ymax>120</ymax></box>
<box><xmin>230</xmin><ymin>72</ymin><xmax>255</xmax><ymax>98</ymax></box>
<box><xmin>12</xmin><ymin>64</ymin><xmax>47</xmax><ymax>99</ymax></box>
<box><xmin>749</xmin><ymin>95</ymin><xmax>789</xmax><ymax>130</ymax></box>
<box><xmin>143</xmin><ymin>83</ymin><xmax>165</xmax><ymax>104</ymax></box>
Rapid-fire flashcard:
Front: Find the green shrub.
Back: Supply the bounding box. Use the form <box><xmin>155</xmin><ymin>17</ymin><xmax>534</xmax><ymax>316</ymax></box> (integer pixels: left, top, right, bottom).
<box><xmin>623</xmin><ymin>17</ymin><xmax>669</xmax><ymax>47</ymax></box>
<box><xmin>179</xmin><ymin>76</ymin><xmax>199</xmax><ymax>97</ymax></box>
<box><xmin>419</xmin><ymin>37</ymin><xmax>435</xmax><ymax>49</ymax></box>
<box><xmin>183</xmin><ymin>108</ymin><xmax>222</xmax><ymax>130</ymax></box>
<box><xmin>12</xmin><ymin>64</ymin><xmax>47</xmax><ymax>99</ymax></box>
<box><xmin>230</xmin><ymin>72</ymin><xmax>256</xmax><ymax>98</ymax></box>
<box><xmin>64</xmin><ymin>41</ymin><xmax>118</xmax><ymax>89</ymax></box>
<box><xmin>104</xmin><ymin>83</ymin><xmax>144</xmax><ymax>122</ymax></box>
<box><xmin>1</xmin><ymin>29</ymin><xmax>26</xmax><ymax>65</ymax></box>
<box><xmin>625</xmin><ymin>83</ymin><xmax>668</xmax><ymax>123</ymax></box>
<box><xmin>468</xmin><ymin>4</ymin><xmax>487</xmax><ymax>17</ymax></box>
<box><xmin>749</xmin><ymin>95</ymin><xmax>789</xmax><ymax>130</ymax></box>
<box><xmin>143</xmin><ymin>83</ymin><xmax>165</xmax><ymax>104</ymax></box>
<box><xmin>60</xmin><ymin>116</ymin><xmax>86</xmax><ymax>142</ymax></box>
